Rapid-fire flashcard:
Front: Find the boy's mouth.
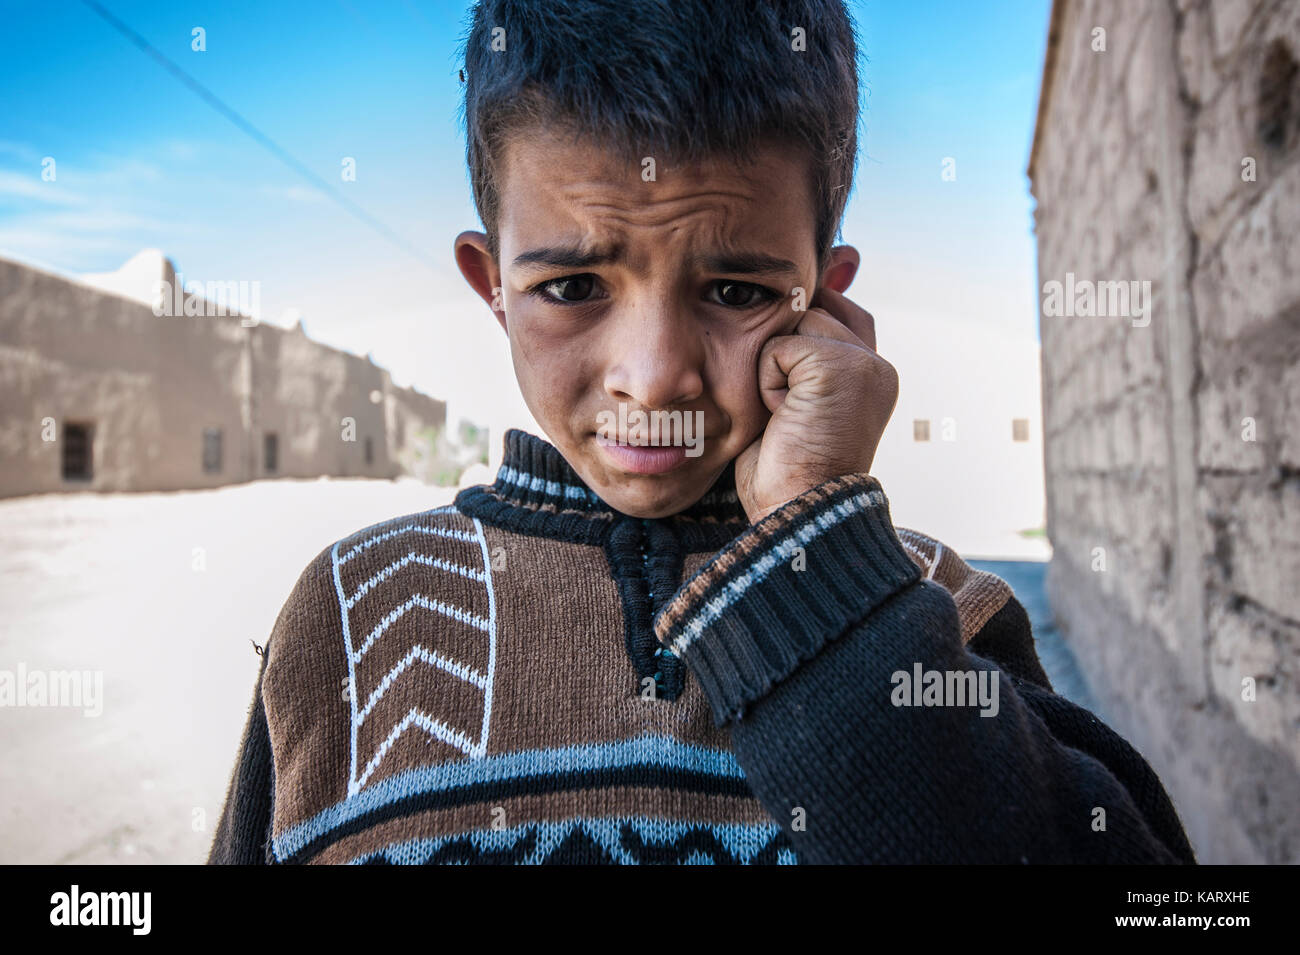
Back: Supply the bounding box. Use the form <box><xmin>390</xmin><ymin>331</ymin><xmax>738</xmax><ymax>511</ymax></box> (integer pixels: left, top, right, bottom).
<box><xmin>593</xmin><ymin>434</ymin><xmax>691</xmax><ymax>475</ymax></box>
<box><xmin>589</xmin><ymin>405</ymin><xmax>710</xmax><ymax>475</ymax></box>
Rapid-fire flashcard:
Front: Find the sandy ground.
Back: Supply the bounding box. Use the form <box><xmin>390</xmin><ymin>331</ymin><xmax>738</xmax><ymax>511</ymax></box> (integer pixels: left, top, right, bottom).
<box><xmin>0</xmin><ymin>477</ymin><xmax>457</xmax><ymax>864</ymax></box>
<box><xmin>0</xmin><ymin>477</ymin><xmax>1059</xmax><ymax>864</ymax></box>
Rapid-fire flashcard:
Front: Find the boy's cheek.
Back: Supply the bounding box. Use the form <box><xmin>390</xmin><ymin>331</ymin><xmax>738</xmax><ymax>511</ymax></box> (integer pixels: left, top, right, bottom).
<box><xmin>711</xmin><ymin>323</ymin><xmax>776</xmax><ymax>395</ymax></box>
<box><xmin>507</xmin><ymin>314</ymin><xmax>589</xmax><ymax>394</ymax></box>
<box><xmin>708</xmin><ymin>370</ymin><xmax>767</xmax><ymax>457</ymax></box>
<box><xmin>506</xmin><ymin>307</ymin><xmax>559</xmax><ymax>361</ymax></box>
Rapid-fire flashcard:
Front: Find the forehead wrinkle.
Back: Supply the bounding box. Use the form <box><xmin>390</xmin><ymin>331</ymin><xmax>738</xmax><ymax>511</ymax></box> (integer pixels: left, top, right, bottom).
<box><xmin>538</xmin><ymin>209</ymin><xmax>749</xmax><ymax>278</ymax></box>
<box><xmin>564</xmin><ymin>203</ymin><xmax>740</xmax><ymax>238</ymax></box>
<box><xmin>556</xmin><ymin>186</ymin><xmax>762</xmax><ymax>221</ymax></box>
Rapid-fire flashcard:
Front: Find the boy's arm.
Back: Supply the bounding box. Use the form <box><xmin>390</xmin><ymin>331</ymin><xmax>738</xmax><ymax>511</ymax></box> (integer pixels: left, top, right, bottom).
<box><xmin>207</xmin><ymin>645</ymin><xmax>275</xmax><ymax>865</ymax></box>
<box><xmin>655</xmin><ymin>473</ymin><xmax>1197</xmax><ymax>864</ymax></box>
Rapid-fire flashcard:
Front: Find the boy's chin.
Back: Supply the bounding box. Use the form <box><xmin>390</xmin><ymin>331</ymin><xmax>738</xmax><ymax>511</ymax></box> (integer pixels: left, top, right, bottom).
<box><xmin>597</xmin><ymin>481</ymin><xmax>702</xmax><ymax>519</ymax></box>
<box><xmin>584</xmin><ymin>465</ymin><xmax>721</xmax><ymax>519</ymax></box>
<box><xmin>565</xmin><ymin>434</ymin><xmax>727</xmax><ymax>519</ymax></box>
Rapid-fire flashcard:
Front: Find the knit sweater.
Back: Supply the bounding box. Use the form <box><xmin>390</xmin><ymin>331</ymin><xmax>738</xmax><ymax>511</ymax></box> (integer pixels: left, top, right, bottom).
<box><xmin>208</xmin><ymin>428</ymin><xmax>1196</xmax><ymax>864</ymax></box>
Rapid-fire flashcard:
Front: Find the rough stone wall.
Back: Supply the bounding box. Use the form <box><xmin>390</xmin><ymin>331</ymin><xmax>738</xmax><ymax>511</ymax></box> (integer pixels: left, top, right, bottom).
<box><xmin>1029</xmin><ymin>0</ymin><xmax>1300</xmax><ymax>862</ymax></box>
<box><xmin>0</xmin><ymin>257</ymin><xmax>446</xmax><ymax>496</ymax></box>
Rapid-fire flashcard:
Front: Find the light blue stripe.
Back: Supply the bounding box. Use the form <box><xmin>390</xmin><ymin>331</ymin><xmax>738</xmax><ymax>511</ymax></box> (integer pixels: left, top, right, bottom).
<box><xmin>329</xmin><ymin>539</ymin><xmax>362</xmax><ymax>797</ymax></box>
<box><xmin>497</xmin><ymin>464</ymin><xmax>603</xmax><ymax>506</ymax></box>
<box><xmin>670</xmin><ymin>490</ymin><xmax>885</xmax><ymax>657</ymax></box>
<box><xmin>272</xmin><ymin>734</ymin><xmax>746</xmax><ymax>861</ymax></box>
<box><xmin>347</xmin><ymin>816</ymin><xmax>796</xmax><ymax>865</ymax></box>
<box><xmin>470</xmin><ymin>516</ymin><xmax>497</xmax><ymax>759</ymax></box>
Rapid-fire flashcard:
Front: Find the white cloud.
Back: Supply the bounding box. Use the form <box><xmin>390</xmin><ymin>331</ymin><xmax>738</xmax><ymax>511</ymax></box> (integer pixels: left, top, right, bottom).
<box><xmin>0</xmin><ymin>170</ymin><xmax>82</xmax><ymax>204</ymax></box>
<box><xmin>258</xmin><ymin>184</ymin><xmax>327</xmax><ymax>203</ymax></box>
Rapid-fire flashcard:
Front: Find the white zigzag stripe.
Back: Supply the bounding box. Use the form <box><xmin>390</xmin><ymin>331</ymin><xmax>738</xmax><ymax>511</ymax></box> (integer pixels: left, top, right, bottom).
<box><xmin>895</xmin><ymin>530</ymin><xmax>942</xmax><ymax>580</ymax></box>
<box><xmin>338</xmin><ymin>513</ymin><xmax>498</xmax><ymax>795</ymax></box>
<box><xmin>346</xmin><ymin>552</ymin><xmax>486</xmax><ymax>608</ymax></box>
<box><xmin>354</xmin><ymin>594</ymin><xmax>490</xmax><ymax>661</ymax></box>
<box><xmin>338</xmin><ymin>522</ymin><xmax>477</xmax><ymax>565</ymax></box>
<box><xmin>356</xmin><ymin>644</ymin><xmax>488</xmax><ymax>725</ymax></box>
<box><xmin>669</xmin><ymin>490</ymin><xmax>884</xmax><ymax>658</ymax></box>
<box><xmin>355</xmin><ymin>708</ymin><xmax>478</xmax><ymax>790</ymax></box>
<box><xmin>898</xmin><ymin>539</ymin><xmax>930</xmax><ymax>570</ymax></box>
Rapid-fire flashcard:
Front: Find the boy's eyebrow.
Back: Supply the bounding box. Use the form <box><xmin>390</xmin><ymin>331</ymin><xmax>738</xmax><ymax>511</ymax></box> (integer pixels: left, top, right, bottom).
<box><xmin>690</xmin><ymin>251</ymin><xmax>800</xmax><ymax>277</ymax></box>
<box><xmin>511</xmin><ymin>243</ymin><xmax>799</xmax><ymax>277</ymax></box>
<box><xmin>512</xmin><ymin>242</ymin><xmax>622</xmax><ymax>273</ymax></box>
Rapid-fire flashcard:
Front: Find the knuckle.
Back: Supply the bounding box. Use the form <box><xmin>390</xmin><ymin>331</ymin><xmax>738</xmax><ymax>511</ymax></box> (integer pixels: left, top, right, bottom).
<box><xmin>870</xmin><ymin>355</ymin><xmax>899</xmax><ymax>392</ymax></box>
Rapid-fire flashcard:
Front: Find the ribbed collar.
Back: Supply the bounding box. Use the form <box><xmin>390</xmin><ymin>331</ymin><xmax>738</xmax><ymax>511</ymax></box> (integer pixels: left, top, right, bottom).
<box><xmin>454</xmin><ymin>429</ymin><xmax>749</xmax><ymax>546</ymax></box>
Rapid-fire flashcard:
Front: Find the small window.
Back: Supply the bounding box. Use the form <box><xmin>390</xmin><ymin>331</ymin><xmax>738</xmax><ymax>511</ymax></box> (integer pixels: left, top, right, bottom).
<box><xmin>264</xmin><ymin>433</ymin><xmax>278</xmax><ymax>473</ymax></box>
<box><xmin>202</xmin><ymin>428</ymin><xmax>223</xmax><ymax>473</ymax></box>
<box><xmin>1012</xmin><ymin>418</ymin><xmax>1030</xmax><ymax>442</ymax></box>
<box><xmin>364</xmin><ymin>435</ymin><xmax>374</xmax><ymax>466</ymax></box>
<box><xmin>62</xmin><ymin>421</ymin><xmax>93</xmax><ymax>481</ymax></box>
<box><xmin>913</xmin><ymin>419</ymin><xmax>931</xmax><ymax>442</ymax></box>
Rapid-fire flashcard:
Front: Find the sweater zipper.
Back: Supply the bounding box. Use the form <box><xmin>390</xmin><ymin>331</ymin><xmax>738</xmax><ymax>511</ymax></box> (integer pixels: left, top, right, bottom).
<box><xmin>639</xmin><ymin>520</ymin><xmax>667</xmax><ymax>698</ymax></box>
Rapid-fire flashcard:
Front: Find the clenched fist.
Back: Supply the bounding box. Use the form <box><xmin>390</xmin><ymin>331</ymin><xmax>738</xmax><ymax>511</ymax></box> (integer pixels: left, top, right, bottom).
<box><xmin>733</xmin><ymin>286</ymin><xmax>899</xmax><ymax>524</ymax></box>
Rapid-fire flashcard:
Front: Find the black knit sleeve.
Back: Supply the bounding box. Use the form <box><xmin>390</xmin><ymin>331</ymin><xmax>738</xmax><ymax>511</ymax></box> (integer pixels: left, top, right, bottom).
<box><xmin>207</xmin><ymin>646</ymin><xmax>275</xmax><ymax>865</ymax></box>
<box><xmin>653</xmin><ymin>473</ymin><xmax>1197</xmax><ymax>864</ymax></box>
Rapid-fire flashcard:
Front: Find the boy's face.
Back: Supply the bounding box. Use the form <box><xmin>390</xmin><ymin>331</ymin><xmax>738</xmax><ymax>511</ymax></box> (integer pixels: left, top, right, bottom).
<box><xmin>456</xmin><ymin>128</ymin><xmax>858</xmax><ymax>519</ymax></box>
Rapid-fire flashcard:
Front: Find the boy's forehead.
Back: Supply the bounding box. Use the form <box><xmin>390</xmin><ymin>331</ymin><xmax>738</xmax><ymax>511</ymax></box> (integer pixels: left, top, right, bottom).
<box><xmin>497</xmin><ymin>131</ymin><xmax>816</xmax><ymax>262</ymax></box>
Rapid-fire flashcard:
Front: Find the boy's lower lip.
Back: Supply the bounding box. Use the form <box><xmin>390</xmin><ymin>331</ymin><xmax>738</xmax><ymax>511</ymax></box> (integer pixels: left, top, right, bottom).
<box><xmin>594</xmin><ymin>436</ymin><xmax>691</xmax><ymax>474</ymax></box>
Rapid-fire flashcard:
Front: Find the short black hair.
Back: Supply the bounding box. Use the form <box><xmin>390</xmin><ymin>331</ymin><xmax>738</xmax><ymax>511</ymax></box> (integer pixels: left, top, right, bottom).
<box><xmin>458</xmin><ymin>0</ymin><xmax>862</xmax><ymax>275</ymax></box>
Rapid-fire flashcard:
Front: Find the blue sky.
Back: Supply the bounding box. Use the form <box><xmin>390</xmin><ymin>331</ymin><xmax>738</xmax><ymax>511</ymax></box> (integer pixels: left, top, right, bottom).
<box><xmin>0</xmin><ymin>0</ymin><xmax>1052</xmax><ymax>428</ymax></box>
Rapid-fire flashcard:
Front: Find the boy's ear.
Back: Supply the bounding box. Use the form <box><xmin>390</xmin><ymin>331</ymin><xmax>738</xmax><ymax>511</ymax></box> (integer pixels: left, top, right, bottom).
<box><xmin>454</xmin><ymin>230</ymin><xmax>507</xmax><ymax>333</ymax></box>
<box><xmin>819</xmin><ymin>244</ymin><xmax>860</xmax><ymax>295</ymax></box>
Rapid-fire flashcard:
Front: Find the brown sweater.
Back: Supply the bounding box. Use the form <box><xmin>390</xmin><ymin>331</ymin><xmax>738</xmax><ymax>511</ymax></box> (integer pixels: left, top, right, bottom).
<box><xmin>208</xmin><ymin>429</ymin><xmax>1196</xmax><ymax>864</ymax></box>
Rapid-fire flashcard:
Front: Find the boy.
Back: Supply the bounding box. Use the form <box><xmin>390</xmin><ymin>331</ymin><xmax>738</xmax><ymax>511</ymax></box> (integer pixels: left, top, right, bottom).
<box><xmin>208</xmin><ymin>0</ymin><xmax>1195</xmax><ymax>864</ymax></box>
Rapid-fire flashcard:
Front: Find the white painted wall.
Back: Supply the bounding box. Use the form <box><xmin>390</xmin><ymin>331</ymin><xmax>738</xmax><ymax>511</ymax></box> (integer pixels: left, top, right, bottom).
<box><xmin>870</xmin><ymin>310</ymin><xmax>1047</xmax><ymax>557</ymax></box>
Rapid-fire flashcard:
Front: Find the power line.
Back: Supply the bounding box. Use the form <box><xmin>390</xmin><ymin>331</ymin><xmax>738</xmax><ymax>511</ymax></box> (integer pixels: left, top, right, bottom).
<box><xmin>79</xmin><ymin>0</ymin><xmax>440</xmax><ymax>273</ymax></box>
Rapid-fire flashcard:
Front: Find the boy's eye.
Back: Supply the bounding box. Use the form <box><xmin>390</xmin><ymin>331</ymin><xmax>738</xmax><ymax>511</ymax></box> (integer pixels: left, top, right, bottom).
<box><xmin>708</xmin><ymin>281</ymin><xmax>778</xmax><ymax>309</ymax></box>
<box><xmin>530</xmin><ymin>274</ymin><xmax>599</xmax><ymax>304</ymax></box>
<box><xmin>526</xmin><ymin>276</ymin><xmax>778</xmax><ymax>309</ymax></box>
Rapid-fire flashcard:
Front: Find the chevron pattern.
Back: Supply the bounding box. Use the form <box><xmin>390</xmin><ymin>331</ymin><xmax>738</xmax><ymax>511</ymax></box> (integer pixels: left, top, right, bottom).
<box><xmin>347</xmin><ymin>817</ymin><xmax>797</xmax><ymax>865</ymax></box>
<box><xmin>331</xmin><ymin>506</ymin><xmax>498</xmax><ymax>796</ymax></box>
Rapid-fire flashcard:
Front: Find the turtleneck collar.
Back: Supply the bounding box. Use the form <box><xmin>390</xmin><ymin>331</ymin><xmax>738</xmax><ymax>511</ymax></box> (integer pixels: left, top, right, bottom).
<box><xmin>454</xmin><ymin>428</ymin><xmax>749</xmax><ymax>546</ymax></box>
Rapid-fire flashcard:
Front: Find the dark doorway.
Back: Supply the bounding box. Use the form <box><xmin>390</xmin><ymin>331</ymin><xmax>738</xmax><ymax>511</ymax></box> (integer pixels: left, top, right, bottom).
<box><xmin>62</xmin><ymin>421</ymin><xmax>93</xmax><ymax>481</ymax></box>
<box><xmin>202</xmin><ymin>428</ymin><xmax>223</xmax><ymax>473</ymax></box>
<box><xmin>264</xmin><ymin>433</ymin><xmax>278</xmax><ymax>473</ymax></box>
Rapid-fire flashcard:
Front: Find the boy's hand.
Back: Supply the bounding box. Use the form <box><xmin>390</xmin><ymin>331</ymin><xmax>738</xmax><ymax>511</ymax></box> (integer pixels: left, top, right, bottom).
<box><xmin>733</xmin><ymin>287</ymin><xmax>899</xmax><ymax>524</ymax></box>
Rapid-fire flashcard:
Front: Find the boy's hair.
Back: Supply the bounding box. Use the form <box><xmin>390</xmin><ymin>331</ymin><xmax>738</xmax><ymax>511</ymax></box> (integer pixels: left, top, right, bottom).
<box><xmin>459</xmin><ymin>0</ymin><xmax>862</xmax><ymax>276</ymax></box>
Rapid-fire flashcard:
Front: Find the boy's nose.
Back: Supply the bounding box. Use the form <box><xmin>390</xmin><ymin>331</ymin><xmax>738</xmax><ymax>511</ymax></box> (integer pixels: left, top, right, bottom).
<box><xmin>602</xmin><ymin>308</ymin><xmax>704</xmax><ymax>410</ymax></box>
